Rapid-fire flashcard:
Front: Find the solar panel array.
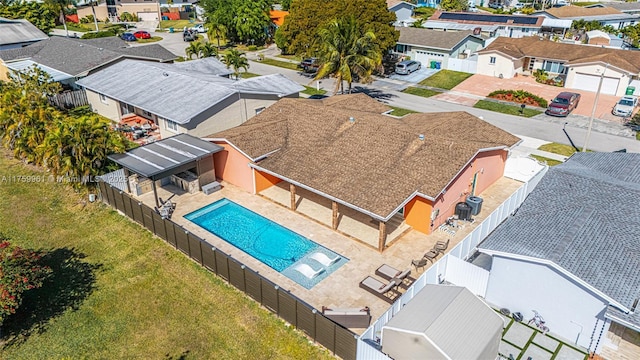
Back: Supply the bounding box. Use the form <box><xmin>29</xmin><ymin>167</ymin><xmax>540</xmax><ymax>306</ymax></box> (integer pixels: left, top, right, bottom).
<box><xmin>438</xmin><ymin>13</ymin><xmax>539</xmax><ymax>25</ymax></box>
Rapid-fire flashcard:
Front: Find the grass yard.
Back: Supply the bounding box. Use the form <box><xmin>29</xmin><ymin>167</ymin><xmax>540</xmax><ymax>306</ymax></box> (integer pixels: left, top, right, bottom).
<box><xmin>402</xmin><ymin>87</ymin><xmax>440</xmax><ymax>98</ymax></box>
<box><xmin>388</xmin><ymin>106</ymin><xmax>418</xmax><ymax>117</ymax></box>
<box><xmin>301</xmin><ymin>86</ymin><xmax>327</xmax><ymax>96</ymax></box>
<box><xmin>418</xmin><ymin>70</ymin><xmax>473</xmax><ymax>90</ymax></box>
<box><xmin>0</xmin><ymin>152</ymin><xmax>331</xmax><ymax>359</ymax></box>
<box><xmin>277</xmin><ymin>54</ymin><xmax>302</xmax><ymax>62</ymax></box>
<box><xmin>531</xmin><ymin>155</ymin><xmax>563</xmax><ymax>166</ymax></box>
<box><xmin>538</xmin><ymin>142</ymin><xmax>588</xmax><ymax>156</ymax></box>
<box><xmin>240</xmin><ymin>72</ymin><xmax>261</xmax><ymax>79</ymax></box>
<box><xmin>136</xmin><ymin>36</ymin><xmax>162</xmax><ymax>44</ymax></box>
<box><xmin>160</xmin><ymin>20</ymin><xmax>197</xmax><ymax>30</ymax></box>
<box><xmin>473</xmin><ymin>100</ymin><xmax>542</xmax><ymax>118</ymax></box>
<box><xmin>259</xmin><ymin>58</ymin><xmax>301</xmax><ymax>71</ymax></box>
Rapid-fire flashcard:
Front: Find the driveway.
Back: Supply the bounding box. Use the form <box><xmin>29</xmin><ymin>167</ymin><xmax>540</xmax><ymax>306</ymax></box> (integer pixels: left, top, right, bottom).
<box><xmin>450</xmin><ymin>74</ymin><xmax>623</xmax><ymax>122</ymax></box>
<box><xmin>388</xmin><ymin>67</ymin><xmax>440</xmax><ymax>84</ymax></box>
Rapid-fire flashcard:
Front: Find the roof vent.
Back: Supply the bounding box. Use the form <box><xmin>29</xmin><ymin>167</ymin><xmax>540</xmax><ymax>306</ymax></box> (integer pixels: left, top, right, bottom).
<box><xmin>419</xmin><ymin>134</ymin><xmax>425</xmax><ymax>141</ymax></box>
<box><xmin>349</xmin><ymin>116</ymin><xmax>355</xmax><ymax>123</ymax></box>
<box><xmin>163</xmin><ymin>72</ymin><xmax>169</xmax><ymax>77</ymax></box>
<box><xmin>632</xmin><ymin>298</ymin><xmax>639</xmax><ymax>312</ymax></box>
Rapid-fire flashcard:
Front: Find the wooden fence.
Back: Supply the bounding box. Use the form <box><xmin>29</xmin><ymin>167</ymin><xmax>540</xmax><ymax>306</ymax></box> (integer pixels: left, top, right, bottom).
<box><xmin>48</xmin><ymin>90</ymin><xmax>88</xmax><ymax>110</ymax></box>
<box><xmin>97</xmin><ymin>180</ymin><xmax>357</xmax><ymax>360</ymax></box>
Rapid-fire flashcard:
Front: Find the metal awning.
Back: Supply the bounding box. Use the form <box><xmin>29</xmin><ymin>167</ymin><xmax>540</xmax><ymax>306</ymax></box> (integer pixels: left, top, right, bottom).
<box><xmin>6</xmin><ymin>59</ymin><xmax>74</xmax><ymax>82</ymax></box>
<box><xmin>108</xmin><ymin>133</ymin><xmax>223</xmax><ymax>181</ymax></box>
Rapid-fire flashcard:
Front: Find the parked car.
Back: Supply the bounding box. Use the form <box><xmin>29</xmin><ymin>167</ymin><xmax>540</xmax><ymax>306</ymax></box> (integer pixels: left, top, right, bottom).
<box><xmin>612</xmin><ymin>95</ymin><xmax>638</xmax><ymax>117</ymax></box>
<box><xmin>121</xmin><ymin>32</ymin><xmax>137</xmax><ymax>42</ymax></box>
<box><xmin>133</xmin><ymin>31</ymin><xmax>151</xmax><ymax>39</ymax></box>
<box><xmin>300</xmin><ymin>58</ymin><xmax>320</xmax><ymax>73</ymax></box>
<box><xmin>190</xmin><ymin>24</ymin><xmax>208</xmax><ymax>33</ymax></box>
<box><xmin>183</xmin><ymin>29</ymin><xmax>198</xmax><ymax>42</ymax></box>
<box><xmin>395</xmin><ymin>60</ymin><xmax>421</xmax><ymax>75</ymax></box>
<box><xmin>546</xmin><ymin>92</ymin><xmax>581</xmax><ymax>117</ymax></box>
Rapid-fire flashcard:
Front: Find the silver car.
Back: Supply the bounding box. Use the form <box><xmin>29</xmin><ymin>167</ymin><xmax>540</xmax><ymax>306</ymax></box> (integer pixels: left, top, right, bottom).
<box><xmin>612</xmin><ymin>96</ymin><xmax>638</xmax><ymax>117</ymax></box>
<box><xmin>395</xmin><ymin>60</ymin><xmax>421</xmax><ymax>75</ymax></box>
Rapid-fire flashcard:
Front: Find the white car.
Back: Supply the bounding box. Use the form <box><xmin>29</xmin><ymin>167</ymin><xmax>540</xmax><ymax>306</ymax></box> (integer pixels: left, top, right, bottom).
<box><xmin>190</xmin><ymin>24</ymin><xmax>207</xmax><ymax>33</ymax></box>
<box><xmin>612</xmin><ymin>95</ymin><xmax>638</xmax><ymax>117</ymax></box>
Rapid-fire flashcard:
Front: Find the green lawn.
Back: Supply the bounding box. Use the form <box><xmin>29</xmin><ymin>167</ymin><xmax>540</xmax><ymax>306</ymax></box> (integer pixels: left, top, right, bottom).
<box><xmin>136</xmin><ymin>36</ymin><xmax>163</xmax><ymax>44</ymax></box>
<box><xmin>388</xmin><ymin>106</ymin><xmax>418</xmax><ymax>117</ymax></box>
<box><xmin>0</xmin><ymin>152</ymin><xmax>331</xmax><ymax>359</ymax></box>
<box><xmin>240</xmin><ymin>72</ymin><xmax>261</xmax><ymax>79</ymax></box>
<box><xmin>277</xmin><ymin>54</ymin><xmax>302</xmax><ymax>62</ymax></box>
<box><xmin>538</xmin><ymin>142</ymin><xmax>589</xmax><ymax>156</ymax></box>
<box><xmin>160</xmin><ymin>20</ymin><xmax>197</xmax><ymax>30</ymax></box>
<box><xmin>402</xmin><ymin>87</ymin><xmax>441</xmax><ymax>98</ymax></box>
<box><xmin>301</xmin><ymin>86</ymin><xmax>327</xmax><ymax>96</ymax></box>
<box><xmin>259</xmin><ymin>58</ymin><xmax>301</xmax><ymax>71</ymax></box>
<box><xmin>418</xmin><ymin>70</ymin><xmax>473</xmax><ymax>90</ymax></box>
<box><xmin>473</xmin><ymin>100</ymin><xmax>542</xmax><ymax>118</ymax></box>
<box><xmin>531</xmin><ymin>155</ymin><xmax>563</xmax><ymax>166</ymax></box>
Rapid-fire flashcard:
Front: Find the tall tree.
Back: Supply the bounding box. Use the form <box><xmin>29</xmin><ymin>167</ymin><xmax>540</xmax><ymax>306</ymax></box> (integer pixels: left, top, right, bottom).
<box><xmin>314</xmin><ymin>16</ymin><xmax>382</xmax><ymax>94</ymax></box>
<box><xmin>222</xmin><ymin>49</ymin><xmax>249</xmax><ymax>79</ymax></box>
<box><xmin>201</xmin><ymin>0</ymin><xmax>271</xmax><ymax>44</ymax></box>
<box><xmin>439</xmin><ymin>0</ymin><xmax>468</xmax><ymax>11</ymax></box>
<box><xmin>44</xmin><ymin>0</ymin><xmax>76</xmax><ymax>37</ymax></box>
<box><xmin>0</xmin><ymin>2</ymin><xmax>57</xmax><ymax>34</ymax></box>
<box><xmin>185</xmin><ymin>41</ymin><xmax>204</xmax><ymax>59</ymax></box>
<box><xmin>206</xmin><ymin>20</ymin><xmax>226</xmax><ymax>51</ymax></box>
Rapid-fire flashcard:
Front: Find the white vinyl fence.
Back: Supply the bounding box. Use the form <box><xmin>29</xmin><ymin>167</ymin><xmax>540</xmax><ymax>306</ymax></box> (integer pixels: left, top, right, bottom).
<box><xmin>447</xmin><ymin>56</ymin><xmax>478</xmax><ymax>74</ymax></box>
<box><xmin>356</xmin><ymin>166</ymin><xmax>548</xmax><ymax>359</ymax></box>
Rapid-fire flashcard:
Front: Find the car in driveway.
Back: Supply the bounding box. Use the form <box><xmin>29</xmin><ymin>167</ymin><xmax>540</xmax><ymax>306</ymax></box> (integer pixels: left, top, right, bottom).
<box><xmin>546</xmin><ymin>92</ymin><xmax>581</xmax><ymax>117</ymax></box>
<box><xmin>612</xmin><ymin>95</ymin><xmax>638</xmax><ymax>117</ymax></box>
<box><xmin>190</xmin><ymin>24</ymin><xmax>208</xmax><ymax>33</ymax></box>
<box><xmin>183</xmin><ymin>29</ymin><xmax>198</xmax><ymax>42</ymax></box>
<box><xmin>121</xmin><ymin>32</ymin><xmax>137</xmax><ymax>42</ymax></box>
<box><xmin>133</xmin><ymin>31</ymin><xmax>151</xmax><ymax>39</ymax></box>
<box><xmin>300</xmin><ymin>58</ymin><xmax>320</xmax><ymax>73</ymax></box>
<box><xmin>395</xmin><ymin>60</ymin><xmax>421</xmax><ymax>75</ymax></box>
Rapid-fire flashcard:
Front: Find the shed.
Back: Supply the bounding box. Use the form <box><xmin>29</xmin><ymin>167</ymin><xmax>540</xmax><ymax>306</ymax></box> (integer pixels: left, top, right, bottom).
<box><xmin>381</xmin><ymin>285</ymin><xmax>503</xmax><ymax>360</ymax></box>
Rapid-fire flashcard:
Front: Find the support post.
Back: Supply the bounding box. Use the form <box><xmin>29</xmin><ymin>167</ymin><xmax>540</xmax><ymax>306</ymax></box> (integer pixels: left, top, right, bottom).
<box><xmin>378</xmin><ymin>221</ymin><xmax>387</xmax><ymax>253</ymax></box>
<box><xmin>152</xmin><ymin>180</ymin><xmax>160</xmax><ymax>208</ymax></box>
<box><xmin>289</xmin><ymin>184</ymin><xmax>296</xmax><ymax>210</ymax></box>
<box><xmin>332</xmin><ymin>201</ymin><xmax>338</xmax><ymax>230</ymax></box>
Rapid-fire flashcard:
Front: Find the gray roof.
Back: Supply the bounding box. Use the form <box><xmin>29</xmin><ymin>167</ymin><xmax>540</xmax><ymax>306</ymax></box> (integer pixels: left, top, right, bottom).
<box><xmin>479</xmin><ymin>152</ymin><xmax>640</xmax><ymax>312</ymax></box>
<box><xmin>6</xmin><ymin>59</ymin><xmax>73</xmax><ymax>82</ymax></box>
<box><xmin>76</xmin><ymin>59</ymin><xmax>303</xmax><ymax>124</ymax></box>
<box><xmin>0</xmin><ymin>17</ymin><xmax>48</xmax><ymax>47</ymax></box>
<box><xmin>0</xmin><ymin>36</ymin><xmax>176</xmax><ymax>77</ymax></box>
<box><xmin>606</xmin><ymin>2</ymin><xmax>640</xmax><ymax>12</ymax></box>
<box><xmin>383</xmin><ymin>285</ymin><xmax>503</xmax><ymax>359</ymax></box>
<box><xmin>172</xmin><ymin>56</ymin><xmax>233</xmax><ymax>77</ymax></box>
<box><xmin>396</xmin><ymin>27</ymin><xmax>481</xmax><ymax>50</ymax></box>
<box><xmin>423</xmin><ymin>21</ymin><xmax>499</xmax><ymax>32</ymax></box>
<box><xmin>108</xmin><ymin>134</ymin><xmax>223</xmax><ymax>180</ymax></box>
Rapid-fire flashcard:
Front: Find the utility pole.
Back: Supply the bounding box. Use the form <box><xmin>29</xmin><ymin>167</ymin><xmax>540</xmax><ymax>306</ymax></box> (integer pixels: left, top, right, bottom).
<box><xmin>583</xmin><ymin>63</ymin><xmax>609</xmax><ymax>152</ymax></box>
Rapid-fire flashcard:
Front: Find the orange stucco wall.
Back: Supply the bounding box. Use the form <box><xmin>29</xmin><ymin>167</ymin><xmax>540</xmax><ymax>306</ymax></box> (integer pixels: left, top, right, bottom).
<box><xmin>254</xmin><ymin>169</ymin><xmax>282</xmax><ymax>193</ymax></box>
<box><xmin>212</xmin><ymin>142</ymin><xmax>253</xmax><ymax>193</ymax></box>
<box><xmin>404</xmin><ymin>196</ymin><xmax>434</xmax><ymax>234</ymax></box>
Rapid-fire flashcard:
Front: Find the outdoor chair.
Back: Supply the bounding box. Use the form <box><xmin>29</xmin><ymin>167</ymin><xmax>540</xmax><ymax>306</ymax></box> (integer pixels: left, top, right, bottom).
<box><xmin>434</xmin><ymin>239</ymin><xmax>450</xmax><ymax>254</ymax></box>
<box><xmin>423</xmin><ymin>249</ymin><xmax>439</xmax><ymax>262</ymax></box>
<box><xmin>321</xmin><ymin>306</ymin><xmax>371</xmax><ymax>328</ymax></box>
<box><xmin>359</xmin><ymin>276</ymin><xmax>401</xmax><ymax>304</ymax></box>
<box><xmin>309</xmin><ymin>252</ymin><xmax>340</xmax><ymax>267</ymax></box>
<box><xmin>292</xmin><ymin>263</ymin><xmax>324</xmax><ymax>279</ymax></box>
<box><xmin>375</xmin><ymin>264</ymin><xmax>414</xmax><ymax>289</ymax></box>
<box><xmin>411</xmin><ymin>258</ymin><xmax>429</xmax><ymax>272</ymax></box>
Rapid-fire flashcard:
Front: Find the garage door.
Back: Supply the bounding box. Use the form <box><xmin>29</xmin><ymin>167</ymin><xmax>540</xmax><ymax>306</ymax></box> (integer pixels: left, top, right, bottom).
<box><xmin>137</xmin><ymin>12</ymin><xmax>158</xmax><ymax>21</ymax></box>
<box><xmin>413</xmin><ymin>51</ymin><xmax>430</xmax><ymax>67</ymax></box>
<box><xmin>572</xmin><ymin>73</ymin><xmax>619</xmax><ymax>95</ymax></box>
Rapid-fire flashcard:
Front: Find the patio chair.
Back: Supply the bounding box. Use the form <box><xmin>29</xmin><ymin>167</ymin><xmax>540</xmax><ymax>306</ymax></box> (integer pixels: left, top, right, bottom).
<box><xmin>359</xmin><ymin>276</ymin><xmax>401</xmax><ymax>304</ymax></box>
<box><xmin>423</xmin><ymin>249</ymin><xmax>439</xmax><ymax>262</ymax></box>
<box><xmin>375</xmin><ymin>264</ymin><xmax>414</xmax><ymax>289</ymax></box>
<box><xmin>434</xmin><ymin>239</ymin><xmax>450</xmax><ymax>254</ymax></box>
<box><xmin>309</xmin><ymin>252</ymin><xmax>340</xmax><ymax>267</ymax></box>
<box><xmin>411</xmin><ymin>258</ymin><xmax>429</xmax><ymax>272</ymax></box>
<box><xmin>292</xmin><ymin>263</ymin><xmax>324</xmax><ymax>279</ymax></box>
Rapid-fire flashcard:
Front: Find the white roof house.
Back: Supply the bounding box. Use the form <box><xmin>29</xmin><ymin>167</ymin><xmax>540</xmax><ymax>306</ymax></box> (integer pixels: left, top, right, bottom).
<box><xmin>0</xmin><ymin>17</ymin><xmax>48</xmax><ymax>50</ymax></box>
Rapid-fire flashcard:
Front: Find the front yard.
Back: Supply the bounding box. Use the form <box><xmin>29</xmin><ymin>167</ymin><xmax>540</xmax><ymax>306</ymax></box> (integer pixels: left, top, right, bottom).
<box><xmin>474</xmin><ymin>100</ymin><xmax>542</xmax><ymax>118</ymax></box>
<box><xmin>418</xmin><ymin>70</ymin><xmax>473</xmax><ymax>90</ymax></box>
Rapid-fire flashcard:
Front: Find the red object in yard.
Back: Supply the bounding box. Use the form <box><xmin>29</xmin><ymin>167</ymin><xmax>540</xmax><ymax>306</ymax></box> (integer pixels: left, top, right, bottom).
<box><xmin>161</xmin><ymin>12</ymin><xmax>180</xmax><ymax>20</ymax></box>
<box><xmin>65</xmin><ymin>14</ymin><xmax>79</xmax><ymax>23</ymax></box>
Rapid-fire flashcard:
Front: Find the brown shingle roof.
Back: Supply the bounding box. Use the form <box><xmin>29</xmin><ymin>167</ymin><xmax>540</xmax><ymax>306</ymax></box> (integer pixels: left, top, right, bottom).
<box><xmin>479</xmin><ymin>36</ymin><xmax>640</xmax><ymax>74</ymax></box>
<box><xmin>397</xmin><ymin>27</ymin><xmax>476</xmax><ymax>50</ymax></box>
<box><xmin>211</xmin><ymin>94</ymin><xmax>519</xmax><ymax>219</ymax></box>
<box><xmin>542</xmin><ymin>5</ymin><xmax>622</xmax><ymax>18</ymax></box>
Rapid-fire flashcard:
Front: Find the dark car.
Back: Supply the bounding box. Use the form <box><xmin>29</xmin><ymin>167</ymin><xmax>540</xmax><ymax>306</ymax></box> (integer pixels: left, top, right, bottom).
<box><xmin>133</xmin><ymin>31</ymin><xmax>151</xmax><ymax>39</ymax></box>
<box><xmin>183</xmin><ymin>29</ymin><xmax>198</xmax><ymax>42</ymax></box>
<box><xmin>300</xmin><ymin>58</ymin><xmax>320</xmax><ymax>73</ymax></box>
<box><xmin>546</xmin><ymin>92</ymin><xmax>581</xmax><ymax>117</ymax></box>
<box><xmin>121</xmin><ymin>32</ymin><xmax>137</xmax><ymax>42</ymax></box>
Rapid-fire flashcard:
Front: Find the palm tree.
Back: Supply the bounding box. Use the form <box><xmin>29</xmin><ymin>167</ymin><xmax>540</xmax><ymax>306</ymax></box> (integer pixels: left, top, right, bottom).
<box><xmin>45</xmin><ymin>0</ymin><xmax>76</xmax><ymax>38</ymax></box>
<box><xmin>314</xmin><ymin>16</ymin><xmax>382</xmax><ymax>94</ymax></box>
<box><xmin>200</xmin><ymin>42</ymin><xmax>219</xmax><ymax>58</ymax></box>
<box><xmin>207</xmin><ymin>21</ymin><xmax>226</xmax><ymax>52</ymax></box>
<box><xmin>222</xmin><ymin>49</ymin><xmax>249</xmax><ymax>79</ymax></box>
<box><xmin>185</xmin><ymin>41</ymin><xmax>204</xmax><ymax>59</ymax></box>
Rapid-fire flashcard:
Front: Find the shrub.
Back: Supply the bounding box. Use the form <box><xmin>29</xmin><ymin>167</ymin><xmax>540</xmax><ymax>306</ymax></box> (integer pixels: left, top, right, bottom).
<box><xmin>81</xmin><ymin>31</ymin><xmax>113</xmax><ymax>39</ymax></box>
<box><xmin>248</xmin><ymin>45</ymin><xmax>257</xmax><ymax>51</ymax></box>
<box><xmin>120</xmin><ymin>12</ymin><xmax>137</xmax><ymax>22</ymax></box>
<box><xmin>80</xmin><ymin>15</ymin><xmax>94</xmax><ymax>24</ymax></box>
<box><xmin>487</xmin><ymin>89</ymin><xmax>548</xmax><ymax>108</ymax></box>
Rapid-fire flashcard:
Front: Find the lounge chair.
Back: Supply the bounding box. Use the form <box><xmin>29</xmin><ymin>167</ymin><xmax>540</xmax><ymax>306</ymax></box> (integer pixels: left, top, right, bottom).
<box><xmin>309</xmin><ymin>252</ymin><xmax>340</xmax><ymax>267</ymax></box>
<box><xmin>375</xmin><ymin>264</ymin><xmax>414</xmax><ymax>289</ymax></box>
<box><xmin>321</xmin><ymin>306</ymin><xmax>371</xmax><ymax>328</ymax></box>
<box><xmin>293</xmin><ymin>263</ymin><xmax>324</xmax><ymax>279</ymax></box>
<box><xmin>359</xmin><ymin>276</ymin><xmax>401</xmax><ymax>304</ymax></box>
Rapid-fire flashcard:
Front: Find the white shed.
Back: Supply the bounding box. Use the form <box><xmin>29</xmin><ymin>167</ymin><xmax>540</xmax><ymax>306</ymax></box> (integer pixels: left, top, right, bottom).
<box><xmin>381</xmin><ymin>285</ymin><xmax>503</xmax><ymax>360</ymax></box>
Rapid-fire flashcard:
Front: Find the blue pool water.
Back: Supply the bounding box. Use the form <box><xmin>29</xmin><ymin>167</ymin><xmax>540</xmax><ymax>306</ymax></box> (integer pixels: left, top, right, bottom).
<box><xmin>184</xmin><ymin>199</ymin><xmax>347</xmax><ymax>288</ymax></box>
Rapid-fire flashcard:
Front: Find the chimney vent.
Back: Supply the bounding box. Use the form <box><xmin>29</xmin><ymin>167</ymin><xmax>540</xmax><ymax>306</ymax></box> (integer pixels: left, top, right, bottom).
<box><xmin>349</xmin><ymin>116</ymin><xmax>355</xmax><ymax>123</ymax></box>
<box><xmin>419</xmin><ymin>134</ymin><xmax>425</xmax><ymax>141</ymax></box>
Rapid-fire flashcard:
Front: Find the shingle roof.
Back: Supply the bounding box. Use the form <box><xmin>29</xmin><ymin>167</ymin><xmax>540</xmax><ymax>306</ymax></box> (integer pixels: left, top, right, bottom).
<box><xmin>479</xmin><ymin>152</ymin><xmax>640</xmax><ymax>311</ymax></box>
<box><xmin>479</xmin><ymin>36</ymin><xmax>640</xmax><ymax>74</ymax></box>
<box><xmin>0</xmin><ymin>17</ymin><xmax>48</xmax><ymax>47</ymax></box>
<box><xmin>396</xmin><ymin>27</ymin><xmax>479</xmax><ymax>50</ymax></box>
<box><xmin>76</xmin><ymin>59</ymin><xmax>303</xmax><ymax>124</ymax></box>
<box><xmin>541</xmin><ymin>5</ymin><xmax>623</xmax><ymax>18</ymax></box>
<box><xmin>387</xmin><ymin>0</ymin><xmax>414</xmax><ymax>9</ymax></box>
<box><xmin>211</xmin><ymin>94</ymin><xmax>519</xmax><ymax>219</ymax></box>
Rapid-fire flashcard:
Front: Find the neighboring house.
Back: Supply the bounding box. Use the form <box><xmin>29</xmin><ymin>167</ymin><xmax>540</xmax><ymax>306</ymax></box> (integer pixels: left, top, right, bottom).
<box><xmin>0</xmin><ymin>17</ymin><xmax>48</xmax><ymax>50</ymax></box>
<box><xmin>77</xmin><ymin>0</ymin><xmax>163</xmax><ymax>22</ymax></box>
<box><xmin>477</xmin><ymin>153</ymin><xmax>640</xmax><ymax>355</ymax></box>
<box><xmin>477</xmin><ymin>36</ymin><xmax>640</xmax><ymax>96</ymax></box>
<box><xmin>603</xmin><ymin>1</ymin><xmax>640</xmax><ymax>16</ymax></box>
<box><xmin>76</xmin><ymin>58</ymin><xmax>304</xmax><ymax>139</ymax></box>
<box><xmin>269</xmin><ymin>10</ymin><xmax>289</xmax><ymax>27</ymax></box>
<box><xmin>534</xmin><ymin>5</ymin><xmax>640</xmax><ymax>30</ymax></box>
<box><xmin>387</xmin><ymin>0</ymin><xmax>416</xmax><ymax>27</ymax></box>
<box><xmin>208</xmin><ymin>94</ymin><xmax>520</xmax><ymax>251</ymax></box>
<box><xmin>381</xmin><ymin>285</ymin><xmax>503</xmax><ymax>359</ymax></box>
<box><xmin>586</xmin><ymin>30</ymin><xmax>624</xmax><ymax>48</ymax></box>
<box><xmin>416</xmin><ymin>0</ymin><xmax>440</xmax><ymax>8</ymax></box>
<box><xmin>425</xmin><ymin>11</ymin><xmax>571</xmax><ymax>39</ymax></box>
<box><xmin>394</xmin><ymin>27</ymin><xmax>484</xmax><ymax>72</ymax></box>
<box><xmin>0</xmin><ymin>36</ymin><xmax>176</xmax><ymax>86</ymax></box>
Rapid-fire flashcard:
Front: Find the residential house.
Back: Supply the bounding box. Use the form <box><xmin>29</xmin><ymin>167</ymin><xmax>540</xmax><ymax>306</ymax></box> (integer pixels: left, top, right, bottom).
<box><xmin>394</xmin><ymin>27</ymin><xmax>484</xmax><ymax>72</ymax></box>
<box><xmin>425</xmin><ymin>11</ymin><xmax>571</xmax><ymax>39</ymax></box>
<box><xmin>477</xmin><ymin>152</ymin><xmax>640</xmax><ymax>355</ymax></box>
<box><xmin>535</xmin><ymin>5</ymin><xmax>640</xmax><ymax>30</ymax></box>
<box><xmin>387</xmin><ymin>0</ymin><xmax>416</xmax><ymax>27</ymax></box>
<box><xmin>77</xmin><ymin>0</ymin><xmax>162</xmax><ymax>22</ymax></box>
<box><xmin>586</xmin><ymin>29</ymin><xmax>624</xmax><ymax>48</ymax></box>
<box><xmin>0</xmin><ymin>36</ymin><xmax>176</xmax><ymax>86</ymax></box>
<box><xmin>416</xmin><ymin>0</ymin><xmax>440</xmax><ymax>8</ymax></box>
<box><xmin>0</xmin><ymin>17</ymin><xmax>48</xmax><ymax>50</ymax></box>
<box><xmin>477</xmin><ymin>36</ymin><xmax>640</xmax><ymax>96</ymax></box>
<box><xmin>269</xmin><ymin>10</ymin><xmax>289</xmax><ymax>27</ymax></box>
<box><xmin>76</xmin><ymin>58</ymin><xmax>304</xmax><ymax>139</ymax></box>
<box><xmin>604</xmin><ymin>1</ymin><xmax>640</xmax><ymax>16</ymax></box>
<box><xmin>208</xmin><ymin>94</ymin><xmax>520</xmax><ymax>251</ymax></box>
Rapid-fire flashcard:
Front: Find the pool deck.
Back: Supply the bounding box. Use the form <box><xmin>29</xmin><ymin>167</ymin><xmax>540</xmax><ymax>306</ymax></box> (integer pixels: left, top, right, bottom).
<box><xmin>136</xmin><ymin>176</ymin><xmax>523</xmax><ymax>333</ymax></box>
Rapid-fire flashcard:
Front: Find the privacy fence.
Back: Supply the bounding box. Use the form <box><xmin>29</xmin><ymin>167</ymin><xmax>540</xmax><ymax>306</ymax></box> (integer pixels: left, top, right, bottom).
<box><xmin>47</xmin><ymin>89</ymin><xmax>88</xmax><ymax>110</ymax></box>
<box><xmin>97</xmin><ymin>180</ymin><xmax>357</xmax><ymax>360</ymax></box>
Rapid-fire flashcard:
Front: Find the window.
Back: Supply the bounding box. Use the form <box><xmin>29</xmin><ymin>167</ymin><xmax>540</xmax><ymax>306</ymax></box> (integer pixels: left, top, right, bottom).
<box><xmin>542</xmin><ymin>60</ymin><xmax>565</xmax><ymax>74</ymax></box>
<box><xmin>142</xmin><ymin>110</ymin><xmax>153</xmax><ymax>118</ymax></box>
<box><xmin>255</xmin><ymin>107</ymin><xmax>266</xmax><ymax>115</ymax></box>
<box><xmin>490</xmin><ymin>56</ymin><xmax>496</xmax><ymax>65</ymax></box>
<box><xmin>99</xmin><ymin>94</ymin><xmax>108</xmax><ymax>104</ymax></box>
<box><xmin>120</xmin><ymin>103</ymin><xmax>134</xmax><ymax>115</ymax></box>
<box><xmin>164</xmin><ymin>118</ymin><xmax>178</xmax><ymax>132</ymax></box>
<box><xmin>528</xmin><ymin>57</ymin><xmax>536</xmax><ymax>71</ymax></box>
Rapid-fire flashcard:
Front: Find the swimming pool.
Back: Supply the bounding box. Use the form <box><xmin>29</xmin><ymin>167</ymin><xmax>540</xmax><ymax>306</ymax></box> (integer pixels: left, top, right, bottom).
<box><xmin>184</xmin><ymin>199</ymin><xmax>346</xmax><ymax>288</ymax></box>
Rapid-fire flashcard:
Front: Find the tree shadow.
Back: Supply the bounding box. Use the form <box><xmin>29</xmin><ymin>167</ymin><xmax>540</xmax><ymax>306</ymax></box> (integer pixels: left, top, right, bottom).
<box><xmin>350</xmin><ymin>86</ymin><xmax>396</xmax><ymax>101</ymax></box>
<box><xmin>1</xmin><ymin>247</ymin><xmax>101</xmax><ymax>346</ymax></box>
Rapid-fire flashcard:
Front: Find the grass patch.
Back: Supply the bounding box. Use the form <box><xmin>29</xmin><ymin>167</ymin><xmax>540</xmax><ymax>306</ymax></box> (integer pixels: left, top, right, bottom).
<box><xmin>240</xmin><ymin>72</ymin><xmax>261</xmax><ymax>79</ymax></box>
<box><xmin>388</xmin><ymin>107</ymin><xmax>418</xmax><ymax>117</ymax></box>
<box><xmin>277</xmin><ymin>54</ymin><xmax>302</xmax><ymax>62</ymax></box>
<box><xmin>301</xmin><ymin>86</ymin><xmax>327</xmax><ymax>96</ymax></box>
<box><xmin>637</xmin><ymin>132</ymin><xmax>640</xmax><ymax>141</ymax></box>
<box><xmin>259</xmin><ymin>58</ymin><xmax>301</xmax><ymax>71</ymax></box>
<box><xmin>136</xmin><ymin>36</ymin><xmax>162</xmax><ymax>43</ymax></box>
<box><xmin>418</xmin><ymin>70</ymin><xmax>472</xmax><ymax>90</ymax></box>
<box><xmin>538</xmin><ymin>142</ymin><xmax>590</xmax><ymax>156</ymax></box>
<box><xmin>572</xmin><ymin>2</ymin><xmax>600</xmax><ymax>6</ymax></box>
<box><xmin>473</xmin><ymin>100</ymin><xmax>542</xmax><ymax>118</ymax></box>
<box><xmin>0</xmin><ymin>152</ymin><xmax>332</xmax><ymax>359</ymax></box>
<box><xmin>402</xmin><ymin>87</ymin><xmax>440</xmax><ymax>98</ymax></box>
<box><xmin>160</xmin><ymin>20</ymin><xmax>197</xmax><ymax>30</ymax></box>
<box><xmin>531</xmin><ymin>155</ymin><xmax>563</xmax><ymax>166</ymax></box>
